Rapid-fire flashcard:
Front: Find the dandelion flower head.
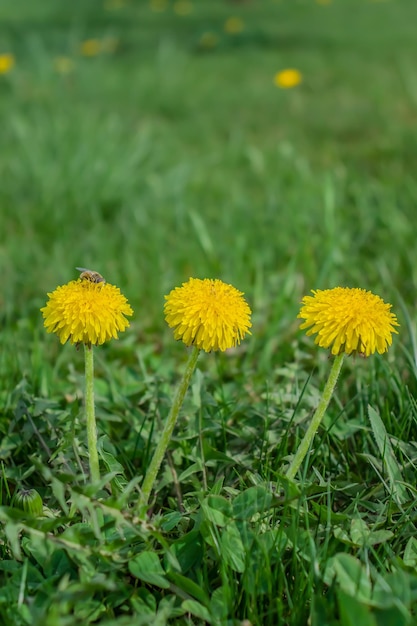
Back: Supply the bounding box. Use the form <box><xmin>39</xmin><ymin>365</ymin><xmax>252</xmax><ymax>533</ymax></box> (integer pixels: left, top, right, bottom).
<box><xmin>224</xmin><ymin>17</ymin><xmax>244</xmax><ymax>34</ymax></box>
<box><xmin>199</xmin><ymin>32</ymin><xmax>219</xmax><ymax>50</ymax></box>
<box><xmin>80</xmin><ymin>39</ymin><xmax>101</xmax><ymax>57</ymax></box>
<box><xmin>298</xmin><ymin>287</ymin><xmax>399</xmax><ymax>356</ymax></box>
<box><xmin>104</xmin><ymin>0</ymin><xmax>127</xmax><ymax>10</ymax></box>
<box><xmin>274</xmin><ymin>68</ymin><xmax>302</xmax><ymax>89</ymax></box>
<box><xmin>150</xmin><ymin>0</ymin><xmax>168</xmax><ymax>12</ymax></box>
<box><xmin>54</xmin><ymin>56</ymin><xmax>75</xmax><ymax>75</ymax></box>
<box><xmin>173</xmin><ymin>0</ymin><xmax>193</xmax><ymax>16</ymax></box>
<box><xmin>0</xmin><ymin>53</ymin><xmax>15</xmax><ymax>75</ymax></box>
<box><xmin>41</xmin><ymin>278</ymin><xmax>133</xmax><ymax>346</ymax></box>
<box><xmin>164</xmin><ymin>278</ymin><xmax>252</xmax><ymax>352</ymax></box>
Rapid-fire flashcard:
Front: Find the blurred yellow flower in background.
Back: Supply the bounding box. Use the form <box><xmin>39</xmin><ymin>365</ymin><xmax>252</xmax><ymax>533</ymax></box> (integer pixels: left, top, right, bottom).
<box><xmin>150</xmin><ymin>0</ymin><xmax>168</xmax><ymax>12</ymax></box>
<box><xmin>54</xmin><ymin>57</ymin><xmax>75</xmax><ymax>74</ymax></box>
<box><xmin>104</xmin><ymin>0</ymin><xmax>127</xmax><ymax>10</ymax></box>
<box><xmin>0</xmin><ymin>53</ymin><xmax>15</xmax><ymax>75</ymax></box>
<box><xmin>174</xmin><ymin>1</ymin><xmax>193</xmax><ymax>15</ymax></box>
<box><xmin>80</xmin><ymin>39</ymin><xmax>102</xmax><ymax>57</ymax></box>
<box><xmin>224</xmin><ymin>17</ymin><xmax>245</xmax><ymax>34</ymax></box>
<box><xmin>199</xmin><ymin>32</ymin><xmax>219</xmax><ymax>50</ymax></box>
<box><xmin>274</xmin><ymin>68</ymin><xmax>302</xmax><ymax>89</ymax></box>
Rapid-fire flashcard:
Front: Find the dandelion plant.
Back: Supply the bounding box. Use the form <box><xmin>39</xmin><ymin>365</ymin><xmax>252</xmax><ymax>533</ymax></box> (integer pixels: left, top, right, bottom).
<box><xmin>41</xmin><ymin>270</ymin><xmax>133</xmax><ymax>483</ymax></box>
<box><xmin>139</xmin><ymin>277</ymin><xmax>252</xmax><ymax>511</ymax></box>
<box><xmin>285</xmin><ymin>286</ymin><xmax>399</xmax><ymax>480</ymax></box>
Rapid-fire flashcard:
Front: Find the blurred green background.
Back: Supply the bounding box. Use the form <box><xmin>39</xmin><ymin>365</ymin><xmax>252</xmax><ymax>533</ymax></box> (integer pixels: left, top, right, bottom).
<box><xmin>1</xmin><ymin>0</ymin><xmax>416</xmax><ymax>375</ymax></box>
<box><xmin>1</xmin><ymin>5</ymin><xmax>417</xmax><ymax>623</ymax></box>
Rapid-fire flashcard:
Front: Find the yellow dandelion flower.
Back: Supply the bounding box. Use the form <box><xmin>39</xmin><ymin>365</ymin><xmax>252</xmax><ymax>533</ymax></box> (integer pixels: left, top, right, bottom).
<box><xmin>0</xmin><ymin>53</ymin><xmax>15</xmax><ymax>75</ymax></box>
<box><xmin>224</xmin><ymin>17</ymin><xmax>244</xmax><ymax>34</ymax></box>
<box><xmin>298</xmin><ymin>287</ymin><xmax>399</xmax><ymax>357</ymax></box>
<box><xmin>150</xmin><ymin>0</ymin><xmax>168</xmax><ymax>12</ymax></box>
<box><xmin>41</xmin><ymin>279</ymin><xmax>133</xmax><ymax>346</ymax></box>
<box><xmin>80</xmin><ymin>39</ymin><xmax>102</xmax><ymax>57</ymax></box>
<box><xmin>54</xmin><ymin>56</ymin><xmax>75</xmax><ymax>74</ymax></box>
<box><xmin>274</xmin><ymin>68</ymin><xmax>302</xmax><ymax>89</ymax></box>
<box><xmin>164</xmin><ymin>278</ymin><xmax>252</xmax><ymax>352</ymax></box>
<box><xmin>174</xmin><ymin>1</ymin><xmax>193</xmax><ymax>16</ymax></box>
<box><xmin>199</xmin><ymin>32</ymin><xmax>219</xmax><ymax>50</ymax></box>
<box><xmin>104</xmin><ymin>0</ymin><xmax>127</xmax><ymax>10</ymax></box>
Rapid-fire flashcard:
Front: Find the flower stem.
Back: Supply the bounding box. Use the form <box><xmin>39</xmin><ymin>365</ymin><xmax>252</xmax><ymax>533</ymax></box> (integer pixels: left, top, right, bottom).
<box><xmin>84</xmin><ymin>344</ymin><xmax>100</xmax><ymax>483</ymax></box>
<box><xmin>285</xmin><ymin>353</ymin><xmax>345</xmax><ymax>480</ymax></box>
<box><xmin>139</xmin><ymin>346</ymin><xmax>200</xmax><ymax>512</ymax></box>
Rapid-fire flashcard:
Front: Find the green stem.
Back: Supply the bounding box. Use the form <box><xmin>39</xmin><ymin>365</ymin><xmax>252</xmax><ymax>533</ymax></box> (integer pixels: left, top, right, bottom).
<box><xmin>199</xmin><ymin>406</ymin><xmax>208</xmax><ymax>492</ymax></box>
<box><xmin>84</xmin><ymin>344</ymin><xmax>100</xmax><ymax>483</ymax></box>
<box><xmin>285</xmin><ymin>353</ymin><xmax>345</xmax><ymax>480</ymax></box>
<box><xmin>139</xmin><ymin>346</ymin><xmax>200</xmax><ymax>512</ymax></box>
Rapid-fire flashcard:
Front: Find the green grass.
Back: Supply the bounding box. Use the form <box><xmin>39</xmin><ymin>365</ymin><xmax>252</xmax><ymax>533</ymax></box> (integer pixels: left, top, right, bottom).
<box><xmin>1</xmin><ymin>0</ymin><xmax>417</xmax><ymax>624</ymax></box>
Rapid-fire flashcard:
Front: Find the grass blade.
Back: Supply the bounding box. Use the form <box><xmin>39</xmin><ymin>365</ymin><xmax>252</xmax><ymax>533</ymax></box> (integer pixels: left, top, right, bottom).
<box><xmin>367</xmin><ymin>404</ymin><xmax>408</xmax><ymax>505</ymax></box>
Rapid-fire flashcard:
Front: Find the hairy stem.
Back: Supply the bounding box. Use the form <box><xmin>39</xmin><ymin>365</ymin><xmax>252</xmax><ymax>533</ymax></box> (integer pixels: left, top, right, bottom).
<box><xmin>285</xmin><ymin>353</ymin><xmax>345</xmax><ymax>480</ymax></box>
<box><xmin>139</xmin><ymin>346</ymin><xmax>200</xmax><ymax>512</ymax></box>
<box><xmin>84</xmin><ymin>344</ymin><xmax>100</xmax><ymax>483</ymax></box>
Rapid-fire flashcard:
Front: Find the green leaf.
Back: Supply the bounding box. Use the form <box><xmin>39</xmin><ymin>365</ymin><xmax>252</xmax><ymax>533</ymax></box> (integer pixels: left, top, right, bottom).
<box><xmin>324</xmin><ymin>554</ymin><xmax>372</xmax><ymax>602</ymax></box>
<box><xmin>171</xmin><ymin>530</ymin><xmax>203</xmax><ymax>572</ymax></box>
<box><xmin>240</xmin><ymin>529</ymin><xmax>287</xmax><ymax>595</ymax></box>
<box><xmin>128</xmin><ymin>552</ymin><xmax>170</xmax><ymax>589</ymax></box>
<box><xmin>16</xmin><ymin>604</ymin><xmax>33</xmax><ymax>625</ymax></box>
<box><xmin>130</xmin><ymin>589</ymin><xmax>157</xmax><ymax>616</ymax></box>
<box><xmin>178</xmin><ymin>460</ymin><xmax>204</xmax><ymax>481</ymax></box>
<box><xmin>349</xmin><ymin>518</ymin><xmax>369</xmax><ymax>546</ymax></box>
<box><xmin>373</xmin><ymin>607</ymin><xmax>410</xmax><ymax>626</ymax></box>
<box><xmin>367</xmin><ymin>405</ymin><xmax>408</xmax><ymax>504</ymax></box>
<box><xmin>232</xmin><ymin>486</ymin><xmax>273</xmax><ymax>520</ymax></box>
<box><xmin>4</xmin><ymin>522</ymin><xmax>22</xmax><ymax>560</ymax></box>
<box><xmin>334</xmin><ymin>526</ymin><xmax>353</xmax><ymax>545</ymax></box>
<box><xmin>372</xmin><ymin>569</ymin><xmax>415</xmax><ymax>612</ymax></box>
<box><xmin>365</xmin><ymin>529</ymin><xmax>394</xmax><ymax>547</ymax></box>
<box><xmin>99</xmin><ymin>445</ymin><xmax>128</xmax><ymax>494</ymax></box>
<box><xmin>337</xmin><ymin>589</ymin><xmax>377</xmax><ymax>626</ymax></box>
<box><xmin>209</xmin><ymin>477</ymin><xmax>225</xmax><ymax>495</ymax></box>
<box><xmin>403</xmin><ymin>537</ymin><xmax>417</xmax><ymax>568</ymax></box>
<box><xmin>310</xmin><ymin>501</ymin><xmax>349</xmax><ymax>525</ymax></box>
<box><xmin>0</xmin><ymin>560</ymin><xmax>21</xmax><ymax>572</ymax></box>
<box><xmin>191</xmin><ymin>368</ymin><xmax>204</xmax><ymax>409</ymax></box>
<box><xmin>182</xmin><ymin>599</ymin><xmax>212</xmax><ymax>623</ymax></box>
<box><xmin>350</xmin><ymin>518</ymin><xmax>393</xmax><ymax>547</ymax></box>
<box><xmin>160</xmin><ymin>511</ymin><xmax>183</xmax><ymax>532</ymax></box>
<box><xmin>201</xmin><ymin>495</ymin><xmax>233</xmax><ymax>527</ymax></box>
<box><xmin>311</xmin><ymin>592</ymin><xmax>340</xmax><ymax>626</ymax></box>
<box><xmin>73</xmin><ymin>599</ymin><xmax>106</xmax><ymax>621</ymax></box>
<box><xmin>168</xmin><ymin>572</ymin><xmax>209</xmax><ymax>606</ymax></box>
<box><xmin>210</xmin><ymin>586</ymin><xmax>230</xmax><ymax>622</ymax></box>
<box><xmin>220</xmin><ymin>522</ymin><xmax>245</xmax><ymax>573</ymax></box>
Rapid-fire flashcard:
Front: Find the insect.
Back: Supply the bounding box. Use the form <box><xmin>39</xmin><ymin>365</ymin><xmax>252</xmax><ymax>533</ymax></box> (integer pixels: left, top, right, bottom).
<box><xmin>76</xmin><ymin>267</ymin><xmax>106</xmax><ymax>284</ymax></box>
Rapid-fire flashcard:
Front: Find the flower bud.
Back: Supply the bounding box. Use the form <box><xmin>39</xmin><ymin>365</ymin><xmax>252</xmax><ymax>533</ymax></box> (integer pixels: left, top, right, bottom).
<box><xmin>12</xmin><ymin>488</ymin><xmax>43</xmax><ymax>516</ymax></box>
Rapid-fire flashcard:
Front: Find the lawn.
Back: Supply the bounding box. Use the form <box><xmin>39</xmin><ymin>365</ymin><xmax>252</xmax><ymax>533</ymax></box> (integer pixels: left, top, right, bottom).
<box><xmin>1</xmin><ymin>0</ymin><xmax>417</xmax><ymax>624</ymax></box>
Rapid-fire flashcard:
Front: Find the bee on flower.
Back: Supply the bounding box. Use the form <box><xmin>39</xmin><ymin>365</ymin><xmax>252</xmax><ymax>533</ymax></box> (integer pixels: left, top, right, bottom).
<box><xmin>76</xmin><ymin>267</ymin><xmax>106</xmax><ymax>284</ymax></box>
